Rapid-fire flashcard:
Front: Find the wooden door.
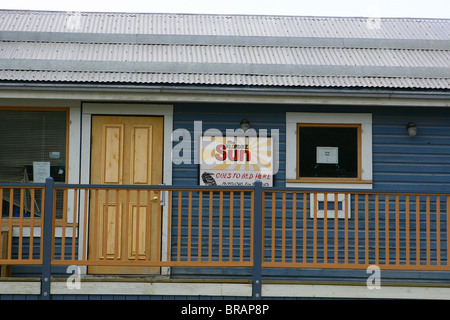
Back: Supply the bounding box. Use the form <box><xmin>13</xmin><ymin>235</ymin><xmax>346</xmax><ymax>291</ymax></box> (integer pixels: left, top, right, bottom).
<box><xmin>88</xmin><ymin>115</ymin><xmax>163</xmax><ymax>274</ymax></box>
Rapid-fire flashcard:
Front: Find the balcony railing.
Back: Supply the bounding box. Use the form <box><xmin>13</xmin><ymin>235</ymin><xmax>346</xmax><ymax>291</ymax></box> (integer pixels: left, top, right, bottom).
<box><xmin>1</xmin><ymin>178</ymin><xmax>449</xmax><ymax>297</ymax></box>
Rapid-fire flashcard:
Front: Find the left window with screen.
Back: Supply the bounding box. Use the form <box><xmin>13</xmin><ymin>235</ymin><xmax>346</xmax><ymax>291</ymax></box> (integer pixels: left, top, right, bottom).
<box><xmin>0</xmin><ymin>109</ymin><xmax>68</xmax><ymax>217</ymax></box>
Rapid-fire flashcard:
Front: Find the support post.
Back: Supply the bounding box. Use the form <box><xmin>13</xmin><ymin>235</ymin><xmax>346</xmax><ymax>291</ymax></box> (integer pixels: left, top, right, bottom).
<box><xmin>252</xmin><ymin>180</ymin><xmax>263</xmax><ymax>299</ymax></box>
<box><xmin>41</xmin><ymin>177</ymin><xmax>54</xmax><ymax>300</ymax></box>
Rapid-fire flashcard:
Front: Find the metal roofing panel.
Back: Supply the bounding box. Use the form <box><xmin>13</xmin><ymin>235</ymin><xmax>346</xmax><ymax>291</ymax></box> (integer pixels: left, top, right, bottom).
<box><xmin>1</xmin><ymin>42</ymin><xmax>448</xmax><ymax>69</ymax></box>
<box><xmin>0</xmin><ymin>70</ymin><xmax>448</xmax><ymax>89</ymax></box>
<box><xmin>0</xmin><ymin>10</ymin><xmax>449</xmax><ymax>90</ymax></box>
<box><xmin>1</xmin><ymin>10</ymin><xmax>449</xmax><ymax>40</ymax></box>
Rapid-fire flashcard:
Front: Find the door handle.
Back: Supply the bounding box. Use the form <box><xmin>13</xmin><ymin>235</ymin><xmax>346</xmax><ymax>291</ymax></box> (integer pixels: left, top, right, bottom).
<box><xmin>151</xmin><ymin>187</ymin><xmax>166</xmax><ymax>206</ymax></box>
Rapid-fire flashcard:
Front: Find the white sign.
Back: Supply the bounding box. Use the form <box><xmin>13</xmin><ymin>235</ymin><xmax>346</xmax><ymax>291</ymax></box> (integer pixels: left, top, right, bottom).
<box><xmin>316</xmin><ymin>147</ymin><xmax>338</xmax><ymax>164</ymax></box>
<box><xmin>33</xmin><ymin>161</ymin><xmax>50</xmax><ymax>183</ymax></box>
<box><xmin>200</xmin><ymin>136</ymin><xmax>273</xmax><ymax>187</ymax></box>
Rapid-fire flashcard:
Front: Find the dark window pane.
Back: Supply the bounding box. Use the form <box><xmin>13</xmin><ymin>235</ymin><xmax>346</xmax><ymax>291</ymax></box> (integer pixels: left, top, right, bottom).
<box><xmin>298</xmin><ymin>126</ymin><xmax>358</xmax><ymax>178</ymax></box>
<box><xmin>0</xmin><ymin>110</ymin><xmax>67</xmax><ymax>183</ymax></box>
<box><xmin>0</xmin><ymin>110</ymin><xmax>67</xmax><ymax>218</ymax></box>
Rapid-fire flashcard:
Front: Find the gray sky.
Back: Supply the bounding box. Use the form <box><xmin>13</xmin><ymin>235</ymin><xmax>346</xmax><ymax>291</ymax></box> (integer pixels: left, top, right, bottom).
<box><xmin>1</xmin><ymin>0</ymin><xmax>449</xmax><ymax>18</ymax></box>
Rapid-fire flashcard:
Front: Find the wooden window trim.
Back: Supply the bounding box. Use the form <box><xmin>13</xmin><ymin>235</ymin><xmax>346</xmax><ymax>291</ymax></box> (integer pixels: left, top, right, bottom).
<box><xmin>0</xmin><ymin>107</ymin><xmax>70</xmax><ymax>184</ymax></box>
<box><xmin>295</xmin><ymin>123</ymin><xmax>362</xmax><ymax>183</ymax></box>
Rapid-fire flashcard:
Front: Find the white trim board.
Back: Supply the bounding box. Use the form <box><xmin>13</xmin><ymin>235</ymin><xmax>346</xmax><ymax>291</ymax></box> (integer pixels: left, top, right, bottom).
<box><xmin>51</xmin><ymin>281</ymin><xmax>253</xmax><ymax>297</ymax></box>
<box><xmin>262</xmin><ymin>283</ymin><xmax>450</xmax><ymax>300</ymax></box>
<box><xmin>0</xmin><ymin>281</ymin><xmax>41</xmax><ymax>295</ymax></box>
<box><xmin>286</xmin><ymin>112</ymin><xmax>373</xmax><ymax>190</ymax></box>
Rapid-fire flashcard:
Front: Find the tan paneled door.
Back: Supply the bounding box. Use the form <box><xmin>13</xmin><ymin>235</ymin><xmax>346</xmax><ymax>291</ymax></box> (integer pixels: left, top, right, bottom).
<box><xmin>88</xmin><ymin>115</ymin><xmax>164</xmax><ymax>274</ymax></box>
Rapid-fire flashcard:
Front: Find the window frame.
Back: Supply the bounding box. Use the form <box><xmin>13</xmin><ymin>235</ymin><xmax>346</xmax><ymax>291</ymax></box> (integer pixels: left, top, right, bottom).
<box><xmin>296</xmin><ymin>123</ymin><xmax>362</xmax><ymax>182</ymax></box>
<box><xmin>0</xmin><ymin>107</ymin><xmax>70</xmax><ymax>184</ymax></box>
<box><xmin>286</xmin><ymin>112</ymin><xmax>372</xmax><ymax>189</ymax></box>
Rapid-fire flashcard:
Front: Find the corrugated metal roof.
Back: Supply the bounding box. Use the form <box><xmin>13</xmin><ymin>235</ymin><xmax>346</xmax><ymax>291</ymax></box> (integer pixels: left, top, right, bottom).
<box><xmin>1</xmin><ymin>41</ymin><xmax>448</xmax><ymax>68</ymax></box>
<box><xmin>1</xmin><ymin>10</ymin><xmax>448</xmax><ymax>40</ymax></box>
<box><xmin>0</xmin><ymin>10</ymin><xmax>449</xmax><ymax>90</ymax></box>
<box><xmin>1</xmin><ymin>70</ymin><xmax>448</xmax><ymax>89</ymax></box>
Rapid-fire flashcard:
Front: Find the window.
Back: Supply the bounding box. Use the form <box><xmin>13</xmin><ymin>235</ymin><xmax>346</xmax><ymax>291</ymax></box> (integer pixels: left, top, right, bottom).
<box><xmin>298</xmin><ymin>124</ymin><xmax>360</xmax><ymax>179</ymax></box>
<box><xmin>286</xmin><ymin>112</ymin><xmax>372</xmax><ymax>189</ymax></box>
<box><xmin>0</xmin><ymin>109</ymin><xmax>68</xmax><ymax>183</ymax></box>
<box><xmin>0</xmin><ymin>108</ymin><xmax>68</xmax><ymax>217</ymax></box>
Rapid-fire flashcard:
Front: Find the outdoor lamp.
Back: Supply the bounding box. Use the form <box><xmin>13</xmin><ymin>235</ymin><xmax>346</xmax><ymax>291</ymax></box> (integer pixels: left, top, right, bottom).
<box><xmin>240</xmin><ymin>119</ymin><xmax>250</xmax><ymax>132</ymax></box>
<box><xmin>407</xmin><ymin>122</ymin><xmax>417</xmax><ymax>136</ymax></box>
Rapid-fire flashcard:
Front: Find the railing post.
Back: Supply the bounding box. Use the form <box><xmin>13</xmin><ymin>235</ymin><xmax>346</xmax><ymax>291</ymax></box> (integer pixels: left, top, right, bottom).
<box><xmin>41</xmin><ymin>177</ymin><xmax>54</xmax><ymax>300</ymax></box>
<box><xmin>252</xmin><ymin>180</ymin><xmax>263</xmax><ymax>299</ymax></box>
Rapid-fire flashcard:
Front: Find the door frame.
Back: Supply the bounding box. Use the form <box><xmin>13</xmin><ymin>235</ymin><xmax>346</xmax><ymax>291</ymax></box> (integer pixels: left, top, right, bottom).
<box><xmin>79</xmin><ymin>103</ymin><xmax>173</xmax><ymax>275</ymax></box>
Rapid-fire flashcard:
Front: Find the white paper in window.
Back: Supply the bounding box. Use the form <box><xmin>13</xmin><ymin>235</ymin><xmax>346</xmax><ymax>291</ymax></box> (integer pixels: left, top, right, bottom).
<box><xmin>316</xmin><ymin>147</ymin><xmax>338</xmax><ymax>164</ymax></box>
<box><xmin>33</xmin><ymin>161</ymin><xmax>50</xmax><ymax>183</ymax></box>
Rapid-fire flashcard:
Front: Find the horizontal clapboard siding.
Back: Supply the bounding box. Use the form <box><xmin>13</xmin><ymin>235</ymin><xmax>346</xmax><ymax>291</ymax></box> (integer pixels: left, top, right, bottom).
<box><xmin>172</xmin><ymin>103</ymin><xmax>286</xmax><ymax>187</ymax></box>
<box><xmin>170</xmin><ymin>103</ymin><xmax>450</xmax><ymax>281</ymax></box>
<box><xmin>372</xmin><ymin>108</ymin><xmax>450</xmax><ymax>193</ymax></box>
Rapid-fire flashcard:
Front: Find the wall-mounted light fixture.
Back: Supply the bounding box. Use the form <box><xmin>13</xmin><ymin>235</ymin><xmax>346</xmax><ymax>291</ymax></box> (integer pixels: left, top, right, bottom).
<box><xmin>407</xmin><ymin>122</ymin><xmax>417</xmax><ymax>136</ymax></box>
<box><xmin>240</xmin><ymin>119</ymin><xmax>250</xmax><ymax>132</ymax></box>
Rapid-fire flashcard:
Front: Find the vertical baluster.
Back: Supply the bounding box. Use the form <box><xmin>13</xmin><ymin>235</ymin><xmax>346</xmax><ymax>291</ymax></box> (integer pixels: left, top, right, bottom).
<box><xmin>405</xmin><ymin>195</ymin><xmax>410</xmax><ymax>265</ymax></box>
<box><xmin>447</xmin><ymin>196</ymin><xmax>450</xmax><ymax>268</ymax></box>
<box><xmin>72</xmin><ymin>189</ymin><xmax>78</xmax><ymax>261</ymax></box>
<box><xmin>426</xmin><ymin>195</ymin><xmax>431</xmax><ymax>266</ymax></box>
<box><xmin>292</xmin><ymin>192</ymin><xmax>297</xmax><ymax>264</ymax></box>
<box><xmin>416</xmin><ymin>195</ymin><xmax>420</xmax><ymax>266</ymax></box>
<box><xmin>355</xmin><ymin>194</ymin><xmax>359</xmax><ymax>265</ymax></box>
<box><xmin>124</xmin><ymin>189</ymin><xmax>130</xmax><ymax>261</ymax></box>
<box><xmin>334</xmin><ymin>193</ymin><xmax>338</xmax><ymax>264</ymax></box>
<box><xmin>146</xmin><ymin>189</ymin><xmax>151</xmax><ymax>261</ymax></box>
<box><xmin>313</xmin><ymin>193</ymin><xmax>317</xmax><ymax>264</ymax></box>
<box><xmin>375</xmin><ymin>194</ymin><xmax>379</xmax><ymax>265</ymax></box>
<box><xmin>83</xmin><ymin>189</ymin><xmax>89</xmax><ymax>261</ymax></box>
<box><xmin>208</xmin><ymin>191</ymin><xmax>213</xmax><ymax>262</ymax></box>
<box><xmin>344</xmin><ymin>193</ymin><xmax>349</xmax><ymax>265</ymax></box>
<box><xmin>365</xmin><ymin>194</ymin><xmax>369</xmax><ymax>265</ymax></box>
<box><xmin>436</xmin><ymin>196</ymin><xmax>441</xmax><ymax>266</ymax></box>
<box><xmin>229</xmin><ymin>192</ymin><xmax>233</xmax><ymax>262</ymax></box>
<box><xmin>198</xmin><ymin>191</ymin><xmax>203</xmax><ymax>262</ymax></box>
<box><xmin>135</xmin><ymin>189</ymin><xmax>141</xmax><ymax>260</ymax></box>
<box><xmin>92</xmin><ymin>189</ymin><xmax>99</xmax><ymax>260</ymax></box>
<box><xmin>271</xmin><ymin>192</ymin><xmax>275</xmax><ymax>263</ymax></box>
<box><xmin>61</xmin><ymin>189</ymin><xmax>68</xmax><ymax>261</ymax></box>
<box><xmin>18</xmin><ymin>188</ymin><xmax>24</xmax><ymax>260</ymax></box>
<box><xmin>102</xmin><ymin>189</ymin><xmax>109</xmax><ymax>261</ymax></box>
<box><xmin>0</xmin><ymin>189</ymin><xmax>3</xmax><ymax>262</ymax></box>
<box><xmin>240</xmin><ymin>191</ymin><xmax>244</xmax><ymax>262</ymax></box>
<box><xmin>250</xmin><ymin>190</ymin><xmax>254</xmax><ymax>264</ymax></box>
<box><xmin>166</xmin><ymin>190</ymin><xmax>172</xmax><ymax>262</ymax></box>
<box><xmin>219</xmin><ymin>191</ymin><xmax>223</xmax><ymax>262</ymax></box>
<box><xmin>282</xmin><ymin>192</ymin><xmax>286</xmax><ymax>263</ymax></box>
<box><xmin>29</xmin><ymin>189</ymin><xmax>35</xmax><ymax>260</ymax></box>
<box><xmin>188</xmin><ymin>191</ymin><xmax>192</xmax><ymax>262</ymax></box>
<box><xmin>303</xmin><ymin>193</ymin><xmax>307</xmax><ymax>264</ymax></box>
<box><xmin>177</xmin><ymin>190</ymin><xmax>182</xmax><ymax>262</ymax></box>
<box><xmin>324</xmin><ymin>193</ymin><xmax>328</xmax><ymax>264</ymax></box>
<box><xmin>8</xmin><ymin>189</ymin><xmax>13</xmax><ymax>260</ymax></box>
<box><xmin>395</xmin><ymin>195</ymin><xmax>400</xmax><ymax>265</ymax></box>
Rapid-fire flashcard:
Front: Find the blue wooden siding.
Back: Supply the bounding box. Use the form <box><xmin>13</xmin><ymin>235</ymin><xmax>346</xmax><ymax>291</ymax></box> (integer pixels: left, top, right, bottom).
<box><xmin>171</xmin><ymin>103</ymin><xmax>450</xmax><ymax>281</ymax></box>
<box><xmin>372</xmin><ymin>107</ymin><xmax>450</xmax><ymax>192</ymax></box>
<box><xmin>173</xmin><ymin>103</ymin><xmax>450</xmax><ymax>192</ymax></box>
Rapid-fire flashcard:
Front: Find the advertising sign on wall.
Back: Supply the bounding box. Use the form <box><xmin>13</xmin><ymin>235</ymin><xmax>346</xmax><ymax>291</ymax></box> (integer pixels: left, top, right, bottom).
<box><xmin>199</xmin><ymin>136</ymin><xmax>273</xmax><ymax>187</ymax></box>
